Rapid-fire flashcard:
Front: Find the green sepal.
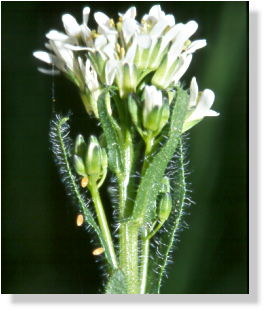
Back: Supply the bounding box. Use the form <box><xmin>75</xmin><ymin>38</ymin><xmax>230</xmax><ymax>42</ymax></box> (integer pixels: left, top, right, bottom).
<box><xmin>123</xmin><ymin>63</ymin><xmax>137</xmax><ymax>96</ymax></box>
<box><xmin>128</xmin><ymin>94</ymin><xmax>140</xmax><ymax>128</ymax></box>
<box><xmin>182</xmin><ymin>118</ymin><xmax>202</xmax><ymax>133</ymax></box>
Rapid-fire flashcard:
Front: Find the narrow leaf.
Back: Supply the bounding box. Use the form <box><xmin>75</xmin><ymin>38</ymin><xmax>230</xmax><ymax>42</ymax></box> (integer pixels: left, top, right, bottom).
<box><xmin>97</xmin><ymin>91</ymin><xmax>123</xmax><ymax>174</ymax></box>
<box><xmin>146</xmin><ymin>137</ymin><xmax>189</xmax><ymax>293</ymax></box>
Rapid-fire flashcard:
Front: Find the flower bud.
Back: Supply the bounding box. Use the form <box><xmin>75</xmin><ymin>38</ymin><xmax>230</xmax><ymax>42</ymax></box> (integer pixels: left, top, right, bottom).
<box><xmin>142</xmin><ymin>85</ymin><xmax>169</xmax><ymax>134</ymax></box>
<box><xmin>158</xmin><ymin>193</ymin><xmax>172</xmax><ymax>224</ymax></box>
<box><xmin>74</xmin><ymin>134</ymin><xmax>86</xmax><ymax>157</ymax></box>
<box><xmin>73</xmin><ymin>154</ymin><xmax>87</xmax><ymax>177</ymax></box>
<box><xmin>85</xmin><ymin>136</ymin><xmax>102</xmax><ymax>176</ymax></box>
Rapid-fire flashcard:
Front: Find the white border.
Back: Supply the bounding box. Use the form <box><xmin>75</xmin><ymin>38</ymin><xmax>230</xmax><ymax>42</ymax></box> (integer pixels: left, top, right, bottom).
<box><xmin>1</xmin><ymin>0</ymin><xmax>264</xmax><ymax>309</ymax></box>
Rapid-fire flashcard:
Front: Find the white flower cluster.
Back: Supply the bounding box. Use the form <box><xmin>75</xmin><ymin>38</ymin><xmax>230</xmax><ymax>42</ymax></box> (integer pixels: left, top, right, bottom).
<box><xmin>34</xmin><ymin>5</ymin><xmax>218</xmax><ymax>128</ymax></box>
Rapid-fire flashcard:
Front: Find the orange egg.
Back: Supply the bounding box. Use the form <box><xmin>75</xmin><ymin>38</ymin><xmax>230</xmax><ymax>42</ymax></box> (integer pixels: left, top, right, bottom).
<box><xmin>81</xmin><ymin>177</ymin><xmax>88</xmax><ymax>188</ymax></box>
<box><xmin>76</xmin><ymin>214</ymin><xmax>84</xmax><ymax>226</ymax></box>
<box><xmin>92</xmin><ymin>247</ymin><xmax>105</xmax><ymax>256</ymax></box>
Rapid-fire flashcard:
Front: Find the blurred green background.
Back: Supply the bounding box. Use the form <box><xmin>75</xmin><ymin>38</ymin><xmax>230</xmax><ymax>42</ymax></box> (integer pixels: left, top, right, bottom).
<box><xmin>2</xmin><ymin>1</ymin><xmax>248</xmax><ymax>293</ymax></box>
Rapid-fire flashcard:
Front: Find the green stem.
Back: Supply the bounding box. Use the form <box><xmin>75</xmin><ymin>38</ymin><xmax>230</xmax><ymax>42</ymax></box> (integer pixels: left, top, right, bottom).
<box><xmin>119</xmin><ymin>222</ymin><xmax>139</xmax><ymax>293</ymax></box>
<box><xmin>88</xmin><ymin>179</ymin><xmax>118</xmax><ymax>269</ymax></box>
<box><xmin>139</xmin><ymin>136</ymin><xmax>154</xmax><ymax>293</ymax></box>
<box><xmin>140</xmin><ymin>229</ymin><xmax>150</xmax><ymax>294</ymax></box>
<box><xmin>118</xmin><ymin>130</ymin><xmax>140</xmax><ymax>293</ymax></box>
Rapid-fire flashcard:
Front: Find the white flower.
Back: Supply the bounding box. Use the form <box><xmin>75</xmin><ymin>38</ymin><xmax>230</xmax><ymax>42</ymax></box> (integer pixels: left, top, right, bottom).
<box><xmin>34</xmin><ymin>5</ymin><xmax>211</xmax><ymax>118</ymax></box>
<box><xmin>62</xmin><ymin>7</ymin><xmax>91</xmax><ymax>40</ymax></box>
<box><xmin>182</xmin><ymin>77</ymin><xmax>219</xmax><ymax>132</ymax></box>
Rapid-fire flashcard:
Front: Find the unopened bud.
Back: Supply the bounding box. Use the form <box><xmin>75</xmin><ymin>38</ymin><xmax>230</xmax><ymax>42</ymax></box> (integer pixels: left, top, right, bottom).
<box><xmin>73</xmin><ymin>154</ymin><xmax>87</xmax><ymax>177</ymax></box>
<box><xmin>74</xmin><ymin>134</ymin><xmax>86</xmax><ymax>157</ymax></box>
<box><xmin>143</xmin><ymin>85</ymin><xmax>169</xmax><ymax>134</ymax></box>
<box><xmin>158</xmin><ymin>193</ymin><xmax>172</xmax><ymax>224</ymax></box>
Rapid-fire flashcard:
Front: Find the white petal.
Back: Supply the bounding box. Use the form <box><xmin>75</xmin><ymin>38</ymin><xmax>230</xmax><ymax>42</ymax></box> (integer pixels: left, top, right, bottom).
<box><xmin>83</xmin><ymin>7</ymin><xmax>90</xmax><ymax>24</ymax></box>
<box><xmin>186</xmin><ymin>39</ymin><xmax>207</xmax><ymax>54</ymax></box>
<box><xmin>122</xmin><ymin>7</ymin><xmax>137</xmax><ymax>20</ymax></box>
<box><xmin>37</xmin><ymin>67</ymin><xmax>60</xmax><ymax>75</ymax></box>
<box><xmin>125</xmin><ymin>39</ymin><xmax>137</xmax><ymax>63</ymax></box>
<box><xmin>102</xmin><ymin>43</ymin><xmax>117</xmax><ymax>59</ymax></box>
<box><xmin>64</xmin><ymin>44</ymin><xmax>91</xmax><ymax>51</ymax></box>
<box><xmin>165</xmin><ymin>15</ymin><xmax>175</xmax><ymax>27</ymax></box>
<box><xmin>33</xmin><ymin>51</ymin><xmax>54</xmax><ymax>64</ymax></box>
<box><xmin>200</xmin><ymin>89</ymin><xmax>215</xmax><ymax>109</ymax></box>
<box><xmin>136</xmin><ymin>34</ymin><xmax>152</xmax><ymax>49</ymax></box>
<box><xmin>94</xmin><ymin>35</ymin><xmax>108</xmax><ymax>49</ymax></box>
<box><xmin>149</xmin><ymin>5</ymin><xmax>163</xmax><ymax>20</ymax></box>
<box><xmin>62</xmin><ymin>14</ymin><xmax>80</xmax><ymax>36</ymax></box>
<box><xmin>94</xmin><ymin>12</ymin><xmax>109</xmax><ymax>26</ymax></box>
<box><xmin>173</xmin><ymin>54</ymin><xmax>193</xmax><ymax>84</ymax></box>
<box><xmin>46</xmin><ymin>30</ymin><xmax>69</xmax><ymax>41</ymax></box>
<box><xmin>189</xmin><ymin>77</ymin><xmax>198</xmax><ymax>107</ymax></box>
<box><xmin>105</xmin><ymin>59</ymin><xmax>117</xmax><ymax>85</ymax></box>
<box><xmin>150</xmin><ymin>19</ymin><xmax>170</xmax><ymax>38</ymax></box>
<box><xmin>122</xmin><ymin>18</ymin><xmax>138</xmax><ymax>44</ymax></box>
<box><xmin>188</xmin><ymin>89</ymin><xmax>217</xmax><ymax>121</ymax></box>
<box><xmin>184</xmin><ymin>21</ymin><xmax>198</xmax><ymax>39</ymax></box>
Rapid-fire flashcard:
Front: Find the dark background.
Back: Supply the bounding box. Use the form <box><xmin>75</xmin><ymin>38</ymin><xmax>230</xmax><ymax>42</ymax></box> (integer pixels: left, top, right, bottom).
<box><xmin>2</xmin><ymin>1</ymin><xmax>248</xmax><ymax>294</ymax></box>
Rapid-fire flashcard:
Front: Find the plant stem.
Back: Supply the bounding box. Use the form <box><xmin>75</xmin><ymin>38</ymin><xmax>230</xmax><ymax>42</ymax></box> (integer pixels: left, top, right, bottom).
<box><xmin>119</xmin><ymin>222</ymin><xmax>139</xmax><ymax>293</ymax></box>
<box><xmin>118</xmin><ymin>130</ymin><xmax>140</xmax><ymax>293</ymax></box>
<box><xmin>140</xmin><ymin>229</ymin><xmax>150</xmax><ymax>293</ymax></box>
<box><xmin>89</xmin><ymin>179</ymin><xmax>118</xmax><ymax>269</ymax></box>
<box><xmin>139</xmin><ymin>136</ymin><xmax>154</xmax><ymax>293</ymax></box>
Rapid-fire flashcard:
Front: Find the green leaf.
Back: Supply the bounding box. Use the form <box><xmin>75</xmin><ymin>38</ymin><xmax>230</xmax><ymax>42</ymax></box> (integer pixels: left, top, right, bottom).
<box><xmin>49</xmin><ymin>114</ymin><xmax>115</xmax><ymax>269</ymax></box>
<box><xmin>131</xmin><ymin>88</ymin><xmax>189</xmax><ymax>226</ymax></box>
<box><xmin>105</xmin><ymin>269</ymin><xmax>128</xmax><ymax>294</ymax></box>
<box><xmin>97</xmin><ymin>91</ymin><xmax>123</xmax><ymax>174</ymax></box>
<box><xmin>146</xmin><ymin>137</ymin><xmax>188</xmax><ymax>293</ymax></box>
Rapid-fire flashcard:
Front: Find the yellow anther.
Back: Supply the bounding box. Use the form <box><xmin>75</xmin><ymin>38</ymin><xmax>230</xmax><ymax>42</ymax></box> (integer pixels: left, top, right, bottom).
<box><xmin>92</xmin><ymin>247</ymin><xmax>105</xmax><ymax>256</ymax></box>
<box><xmin>116</xmin><ymin>43</ymin><xmax>121</xmax><ymax>54</ymax></box>
<box><xmin>120</xmin><ymin>47</ymin><xmax>125</xmax><ymax>59</ymax></box>
<box><xmin>118</xmin><ymin>16</ymin><xmax>123</xmax><ymax>22</ymax></box>
<box><xmin>109</xmin><ymin>18</ymin><xmax>115</xmax><ymax>27</ymax></box>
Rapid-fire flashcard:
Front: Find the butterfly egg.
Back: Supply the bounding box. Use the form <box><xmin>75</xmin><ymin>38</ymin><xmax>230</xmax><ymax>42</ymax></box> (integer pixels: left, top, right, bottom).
<box><xmin>76</xmin><ymin>214</ymin><xmax>84</xmax><ymax>227</ymax></box>
<box><xmin>92</xmin><ymin>247</ymin><xmax>105</xmax><ymax>256</ymax></box>
<box><xmin>81</xmin><ymin>177</ymin><xmax>88</xmax><ymax>188</ymax></box>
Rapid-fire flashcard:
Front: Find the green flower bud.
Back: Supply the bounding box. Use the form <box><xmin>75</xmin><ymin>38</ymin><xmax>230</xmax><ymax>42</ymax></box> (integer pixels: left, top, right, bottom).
<box><xmin>73</xmin><ymin>154</ymin><xmax>87</xmax><ymax>177</ymax></box>
<box><xmin>85</xmin><ymin>136</ymin><xmax>102</xmax><ymax>177</ymax></box>
<box><xmin>74</xmin><ymin>134</ymin><xmax>86</xmax><ymax>157</ymax></box>
<box><xmin>142</xmin><ymin>85</ymin><xmax>170</xmax><ymax>134</ymax></box>
<box><xmin>158</xmin><ymin>193</ymin><xmax>172</xmax><ymax>224</ymax></box>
